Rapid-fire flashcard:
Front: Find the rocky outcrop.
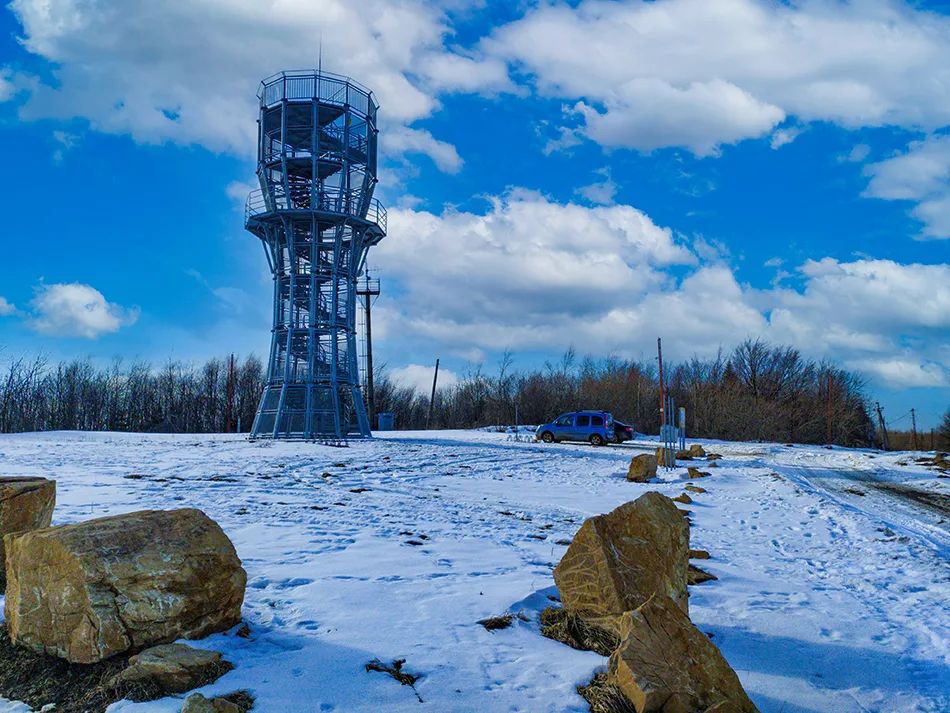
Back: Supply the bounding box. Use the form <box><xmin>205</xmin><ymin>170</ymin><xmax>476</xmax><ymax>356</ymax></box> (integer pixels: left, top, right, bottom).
<box><xmin>687</xmin><ymin>467</ymin><xmax>711</xmax><ymax>479</ymax></box>
<box><xmin>5</xmin><ymin>508</ymin><xmax>246</xmax><ymax>663</ymax></box>
<box><xmin>674</xmin><ymin>450</ymin><xmax>693</xmax><ymax>460</ymax></box>
<box><xmin>673</xmin><ymin>493</ymin><xmax>692</xmax><ymax>504</ymax></box>
<box><xmin>110</xmin><ymin>644</ymin><xmax>231</xmax><ymax>694</ymax></box>
<box><xmin>0</xmin><ymin>477</ymin><xmax>56</xmax><ymax>592</ymax></box>
<box><xmin>553</xmin><ymin>492</ymin><xmax>689</xmax><ymax>619</ymax></box>
<box><xmin>689</xmin><ymin>444</ymin><xmax>707</xmax><ymax>458</ymax></box>
<box><xmin>608</xmin><ymin>593</ymin><xmax>759</xmax><ymax>713</ymax></box>
<box><xmin>627</xmin><ymin>455</ymin><xmax>658</xmax><ymax>482</ymax></box>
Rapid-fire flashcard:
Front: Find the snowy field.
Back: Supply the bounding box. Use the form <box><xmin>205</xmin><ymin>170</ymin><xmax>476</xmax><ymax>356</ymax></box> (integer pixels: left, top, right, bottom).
<box><xmin>1</xmin><ymin>430</ymin><xmax>949</xmax><ymax>713</ymax></box>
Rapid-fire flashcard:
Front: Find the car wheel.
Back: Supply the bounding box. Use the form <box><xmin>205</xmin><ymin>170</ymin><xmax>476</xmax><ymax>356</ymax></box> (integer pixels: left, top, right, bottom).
<box><xmin>541</xmin><ymin>431</ymin><xmax>555</xmax><ymax>443</ymax></box>
<box><xmin>589</xmin><ymin>434</ymin><xmax>604</xmax><ymax>447</ymax></box>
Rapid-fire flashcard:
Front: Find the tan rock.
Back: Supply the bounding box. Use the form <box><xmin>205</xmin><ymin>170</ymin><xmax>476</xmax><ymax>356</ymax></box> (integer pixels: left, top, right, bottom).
<box><xmin>672</xmin><ymin>493</ymin><xmax>692</xmax><ymax>504</ymax></box>
<box><xmin>5</xmin><ymin>508</ymin><xmax>246</xmax><ymax>663</ymax></box>
<box><xmin>627</xmin><ymin>455</ymin><xmax>658</xmax><ymax>482</ymax></box>
<box><xmin>685</xmin><ymin>485</ymin><xmax>707</xmax><ymax>494</ymax></box>
<box><xmin>0</xmin><ymin>477</ymin><xmax>55</xmax><ymax>592</ymax></box>
<box><xmin>706</xmin><ymin>453</ymin><xmax>724</xmax><ymax>461</ymax></box>
<box><xmin>688</xmin><ymin>563</ymin><xmax>718</xmax><ymax>585</ymax></box>
<box><xmin>689</xmin><ymin>549</ymin><xmax>711</xmax><ymax>559</ymax></box>
<box><xmin>181</xmin><ymin>693</ymin><xmax>241</xmax><ymax>713</ymax></box>
<box><xmin>687</xmin><ymin>467</ymin><xmax>711</xmax><ymax>479</ymax></box>
<box><xmin>553</xmin><ymin>492</ymin><xmax>689</xmax><ymax>619</ymax></box>
<box><xmin>608</xmin><ymin>593</ymin><xmax>759</xmax><ymax>713</ymax></box>
<box><xmin>674</xmin><ymin>450</ymin><xmax>693</xmax><ymax>460</ymax></box>
<box><xmin>111</xmin><ymin>644</ymin><xmax>229</xmax><ymax>694</ymax></box>
<box><xmin>689</xmin><ymin>444</ymin><xmax>707</xmax><ymax>458</ymax></box>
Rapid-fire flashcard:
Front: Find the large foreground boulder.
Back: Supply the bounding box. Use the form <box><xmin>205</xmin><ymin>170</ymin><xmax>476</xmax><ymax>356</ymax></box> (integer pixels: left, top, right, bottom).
<box><xmin>627</xmin><ymin>454</ymin><xmax>658</xmax><ymax>482</ymax></box>
<box><xmin>553</xmin><ymin>492</ymin><xmax>689</xmax><ymax>620</ymax></box>
<box><xmin>5</xmin><ymin>508</ymin><xmax>246</xmax><ymax>663</ymax></box>
<box><xmin>0</xmin><ymin>477</ymin><xmax>56</xmax><ymax>592</ymax></box>
<box><xmin>608</xmin><ymin>593</ymin><xmax>759</xmax><ymax>713</ymax></box>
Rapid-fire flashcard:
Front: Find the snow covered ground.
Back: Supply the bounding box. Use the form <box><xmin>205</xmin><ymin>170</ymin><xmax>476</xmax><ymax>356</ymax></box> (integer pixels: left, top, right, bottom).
<box><xmin>1</xmin><ymin>430</ymin><xmax>949</xmax><ymax>713</ymax></box>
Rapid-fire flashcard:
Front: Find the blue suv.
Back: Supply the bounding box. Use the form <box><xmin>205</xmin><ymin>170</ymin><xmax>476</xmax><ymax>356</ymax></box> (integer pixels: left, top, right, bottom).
<box><xmin>536</xmin><ymin>411</ymin><xmax>614</xmax><ymax>446</ymax></box>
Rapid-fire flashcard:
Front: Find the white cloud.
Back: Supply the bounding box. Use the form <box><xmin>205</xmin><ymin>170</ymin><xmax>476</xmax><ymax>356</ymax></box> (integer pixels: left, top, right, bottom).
<box><xmin>27</xmin><ymin>283</ymin><xmax>138</xmax><ymax>338</ymax></box>
<box><xmin>390</xmin><ymin>364</ymin><xmax>459</xmax><ymax>394</ymax></box>
<box><xmin>864</xmin><ymin>135</ymin><xmax>950</xmax><ymax>238</ymax></box>
<box><xmin>382</xmin><ymin>127</ymin><xmax>464</xmax><ymax>174</ymax></box>
<box><xmin>573</xmin><ymin>78</ymin><xmax>785</xmax><ymax>156</ymax></box>
<box><xmin>770</xmin><ymin>126</ymin><xmax>804</xmax><ymax>150</ymax></box>
<box><xmin>0</xmin><ymin>297</ymin><xmax>16</xmax><ymax>316</ymax></box>
<box><xmin>847</xmin><ymin>358</ymin><xmax>949</xmax><ymax>389</ymax></box>
<box><xmin>8</xmin><ymin>0</ymin><xmax>506</xmax><ymax>168</ymax></box>
<box><xmin>415</xmin><ymin>51</ymin><xmax>513</xmax><ymax>94</ymax></box>
<box><xmin>370</xmin><ymin>192</ymin><xmax>950</xmax><ymax>390</ymax></box>
<box><xmin>484</xmin><ymin>0</ymin><xmax>950</xmax><ymax>154</ymax></box>
<box><xmin>51</xmin><ymin>129</ymin><xmax>79</xmax><ymax>163</ymax></box>
<box><xmin>575</xmin><ymin>168</ymin><xmax>617</xmax><ymax>205</ymax></box>
<box><xmin>226</xmin><ymin>180</ymin><xmax>257</xmax><ymax>209</ymax></box>
<box><xmin>844</xmin><ymin>144</ymin><xmax>871</xmax><ymax>163</ymax></box>
<box><xmin>0</xmin><ymin>68</ymin><xmax>15</xmax><ymax>103</ymax></box>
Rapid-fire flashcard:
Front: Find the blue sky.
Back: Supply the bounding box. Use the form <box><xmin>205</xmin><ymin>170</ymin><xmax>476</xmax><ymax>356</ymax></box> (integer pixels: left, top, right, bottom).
<box><xmin>0</xmin><ymin>0</ymin><xmax>948</xmax><ymax>429</ymax></box>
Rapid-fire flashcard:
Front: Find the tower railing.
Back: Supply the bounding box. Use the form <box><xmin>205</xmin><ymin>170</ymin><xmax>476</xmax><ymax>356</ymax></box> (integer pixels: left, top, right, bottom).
<box><xmin>245</xmin><ymin>187</ymin><xmax>387</xmax><ymax>234</ymax></box>
<box><xmin>258</xmin><ymin>70</ymin><xmax>377</xmax><ymax>118</ymax></box>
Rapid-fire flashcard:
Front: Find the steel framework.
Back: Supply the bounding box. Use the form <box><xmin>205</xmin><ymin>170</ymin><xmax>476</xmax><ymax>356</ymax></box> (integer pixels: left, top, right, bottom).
<box><xmin>246</xmin><ymin>70</ymin><xmax>386</xmax><ymax>439</ymax></box>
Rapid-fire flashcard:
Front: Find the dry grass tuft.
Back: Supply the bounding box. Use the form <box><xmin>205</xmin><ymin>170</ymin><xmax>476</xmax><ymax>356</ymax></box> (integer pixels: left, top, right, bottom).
<box><xmin>366</xmin><ymin>658</ymin><xmax>420</xmax><ymax>687</ymax></box>
<box><xmin>577</xmin><ymin>671</ymin><xmax>637</xmax><ymax>713</ymax></box>
<box><xmin>539</xmin><ymin>607</ymin><xmax>620</xmax><ymax>657</ymax></box>
<box><xmin>478</xmin><ymin>615</ymin><xmax>513</xmax><ymax>631</ymax></box>
<box><xmin>219</xmin><ymin>690</ymin><xmax>256</xmax><ymax>711</ymax></box>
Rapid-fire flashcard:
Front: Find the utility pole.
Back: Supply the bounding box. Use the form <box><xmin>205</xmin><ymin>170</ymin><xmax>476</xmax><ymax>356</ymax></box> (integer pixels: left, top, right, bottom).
<box><xmin>356</xmin><ymin>276</ymin><xmax>380</xmax><ymax>427</ymax></box>
<box><xmin>426</xmin><ymin>359</ymin><xmax>440</xmax><ymax>430</ymax></box>
<box><xmin>657</xmin><ymin>338</ymin><xmax>665</xmax><ymax>430</ymax></box>
<box><xmin>875</xmin><ymin>402</ymin><xmax>890</xmax><ymax>451</ymax></box>
<box><xmin>911</xmin><ymin>408</ymin><xmax>918</xmax><ymax>451</ymax></box>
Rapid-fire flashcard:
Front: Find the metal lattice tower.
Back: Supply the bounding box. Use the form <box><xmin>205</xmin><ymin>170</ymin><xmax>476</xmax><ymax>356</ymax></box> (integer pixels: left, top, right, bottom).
<box><xmin>246</xmin><ymin>70</ymin><xmax>386</xmax><ymax>440</ymax></box>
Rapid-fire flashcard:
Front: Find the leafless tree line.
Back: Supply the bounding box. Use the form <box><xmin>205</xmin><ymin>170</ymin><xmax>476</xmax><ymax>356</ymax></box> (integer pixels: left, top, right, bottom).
<box><xmin>375</xmin><ymin>339</ymin><xmax>879</xmax><ymax>447</ymax></box>
<box><xmin>3</xmin><ymin>339</ymin><xmax>936</xmax><ymax>449</ymax></box>
<box><xmin>0</xmin><ymin>351</ymin><xmax>264</xmax><ymax>434</ymax></box>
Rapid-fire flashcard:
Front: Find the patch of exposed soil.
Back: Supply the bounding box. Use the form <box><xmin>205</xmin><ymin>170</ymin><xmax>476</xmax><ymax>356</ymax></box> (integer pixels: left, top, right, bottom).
<box><xmin>0</xmin><ymin>627</ymin><xmax>233</xmax><ymax>713</ymax></box>
<box><xmin>871</xmin><ymin>481</ymin><xmax>950</xmax><ymax>518</ymax></box>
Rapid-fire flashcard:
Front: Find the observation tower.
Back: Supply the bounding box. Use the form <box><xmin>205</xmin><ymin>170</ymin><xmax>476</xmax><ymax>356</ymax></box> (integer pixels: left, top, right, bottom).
<box><xmin>246</xmin><ymin>70</ymin><xmax>386</xmax><ymax>439</ymax></box>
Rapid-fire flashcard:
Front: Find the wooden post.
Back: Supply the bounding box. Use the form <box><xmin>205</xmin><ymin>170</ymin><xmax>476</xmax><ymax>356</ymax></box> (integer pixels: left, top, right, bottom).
<box><xmin>875</xmin><ymin>402</ymin><xmax>890</xmax><ymax>451</ymax></box>
<box><xmin>657</xmin><ymin>338</ymin><xmax>665</xmax><ymax>430</ymax></box>
<box><xmin>911</xmin><ymin>409</ymin><xmax>918</xmax><ymax>451</ymax></box>
<box><xmin>426</xmin><ymin>359</ymin><xmax>440</xmax><ymax>430</ymax></box>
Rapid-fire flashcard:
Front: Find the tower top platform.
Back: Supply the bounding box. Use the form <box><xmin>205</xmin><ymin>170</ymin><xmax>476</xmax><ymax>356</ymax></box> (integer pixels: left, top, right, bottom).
<box><xmin>258</xmin><ymin>70</ymin><xmax>379</xmax><ymax>119</ymax></box>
